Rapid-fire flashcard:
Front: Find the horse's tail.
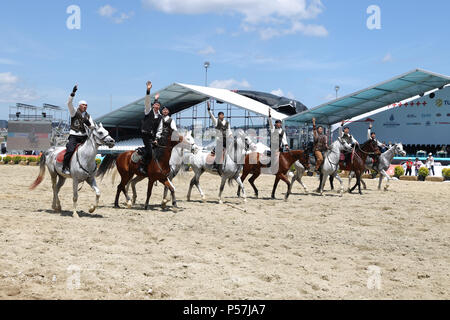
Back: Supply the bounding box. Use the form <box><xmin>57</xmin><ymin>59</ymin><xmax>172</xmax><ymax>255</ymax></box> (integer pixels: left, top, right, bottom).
<box><xmin>111</xmin><ymin>167</ymin><xmax>118</xmax><ymax>185</ymax></box>
<box><xmin>29</xmin><ymin>153</ymin><xmax>46</xmax><ymax>190</ymax></box>
<box><xmin>96</xmin><ymin>154</ymin><xmax>118</xmax><ymax>180</ymax></box>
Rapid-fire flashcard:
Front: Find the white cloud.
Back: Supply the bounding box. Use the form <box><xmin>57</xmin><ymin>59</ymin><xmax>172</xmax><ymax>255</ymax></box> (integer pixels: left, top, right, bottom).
<box><xmin>98</xmin><ymin>5</ymin><xmax>117</xmax><ymax>17</ymax></box>
<box><xmin>198</xmin><ymin>46</ymin><xmax>216</xmax><ymax>55</ymax></box>
<box><xmin>98</xmin><ymin>5</ymin><xmax>134</xmax><ymax>24</ymax></box>
<box><xmin>0</xmin><ymin>58</ymin><xmax>18</xmax><ymax>65</ymax></box>
<box><xmin>210</xmin><ymin>79</ymin><xmax>251</xmax><ymax>89</ymax></box>
<box><xmin>271</xmin><ymin>89</ymin><xmax>284</xmax><ymax>96</ymax></box>
<box><xmin>382</xmin><ymin>53</ymin><xmax>393</xmax><ymax>63</ymax></box>
<box><xmin>0</xmin><ymin>72</ymin><xmax>39</xmax><ymax>103</ymax></box>
<box><xmin>142</xmin><ymin>0</ymin><xmax>327</xmax><ymax>39</ymax></box>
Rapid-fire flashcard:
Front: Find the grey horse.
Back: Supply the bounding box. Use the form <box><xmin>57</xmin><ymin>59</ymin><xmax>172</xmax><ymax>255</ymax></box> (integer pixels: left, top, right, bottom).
<box><xmin>182</xmin><ymin>129</ymin><xmax>249</xmax><ymax>204</ymax></box>
<box><xmin>317</xmin><ymin>138</ymin><xmax>353</xmax><ymax>196</ymax></box>
<box><xmin>348</xmin><ymin>143</ymin><xmax>406</xmax><ymax>191</ymax></box>
<box><xmin>30</xmin><ymin>123</ymin><xmax>115</xmax><ymax>217</ymax></box>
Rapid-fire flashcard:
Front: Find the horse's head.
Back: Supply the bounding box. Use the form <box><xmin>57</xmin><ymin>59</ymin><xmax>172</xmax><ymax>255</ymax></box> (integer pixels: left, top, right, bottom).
<box><xmin>394</xmin><ymin>143</ymin><xmax>406</xmax><ymax>157</ymax></box>
<box><xmin>337</xmin><ymin>137</ymin><xmax>353</xmax><ymax>153</ymax></box>
<box><xmin>362</xmin><ymin>139</ymin><xmax>381</xmax><ymax>156</ymax></box>
<box><xmin>179</xmin><ymin>130</ymin><xmax>196</xmax><ymax>153</ymax></box>
<box><xmin>88</xmin><ymin>123</ymin><xmax>115</xmax><ymax>148</ymax></box>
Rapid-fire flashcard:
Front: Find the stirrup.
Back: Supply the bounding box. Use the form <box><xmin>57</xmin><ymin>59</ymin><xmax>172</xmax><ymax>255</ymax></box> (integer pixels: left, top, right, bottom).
<box><xmin>62</xmin><ymin>167</ymin><xmax>70</xmax><ymax>175</ymax></box>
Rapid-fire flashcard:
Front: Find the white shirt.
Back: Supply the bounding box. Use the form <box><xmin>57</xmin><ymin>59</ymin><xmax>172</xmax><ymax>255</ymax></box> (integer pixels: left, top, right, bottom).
<box><xmin>339</xmin><ymin>126</ymin><xmax>358</xmax><ymax>144</ymax></box>
<box><xmin>208</xmin><ymin>109</ymin><xmax>232</xmax><ymax>138</ymax></box>
<box><xmin>67</xmin><ymin>96</ymin><xmax>95</xmax><ymax>136</ymax></box>
<box><xmin>426</xmin><ymin>156</ymin><xmax>434</xmax><ymax>167</ymax></box>
<box><xmin>367</xmin><ymin>128</ymin><xmax>384</xmax><ymax>147</ymax></box>
<box><xmin>268</xmin><ymin>116</ymin><xmax>288</xmax><ymax>146</ymax></box>
<box><xmin>156</xmin><ymin>115</ymin><xmax>177</xmax><ymax>139</ymax></box>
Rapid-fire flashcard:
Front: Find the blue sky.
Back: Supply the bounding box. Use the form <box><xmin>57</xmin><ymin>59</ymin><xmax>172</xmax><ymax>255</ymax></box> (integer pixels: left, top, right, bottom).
<box><xmin>0</xmin><ymin>0</ymin><xmax>449</xmax><ymax>121</ymax></box>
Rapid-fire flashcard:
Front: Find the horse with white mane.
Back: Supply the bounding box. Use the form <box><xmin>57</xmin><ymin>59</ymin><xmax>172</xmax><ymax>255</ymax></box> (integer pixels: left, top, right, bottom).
<box><xmin>30</xmin><ymin>123</ymin><xmax>115</xmax><ymax>217</ymax></box>
<box><xmin>348</xmin><ymin>143</ymin><xmax>406</xmax><ymax>191</ymax></box>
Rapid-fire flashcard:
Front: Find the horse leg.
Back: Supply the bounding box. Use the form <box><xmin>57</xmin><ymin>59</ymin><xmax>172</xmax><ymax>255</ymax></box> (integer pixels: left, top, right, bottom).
<box><xmin>333</xmin><ymin>173</ymin><xmax>344</xmax><ymax>196</ymax></box>
<box><xmin>87</xmin><ymin>177</ymin><xmax>101</xmax><ymax>214</ymax></box>
<box><xmin>131</xmin><ymin>176</ymin><xmax>145</xmax><ymax>205</ymax></box>
<box><xmin>144</xmin><ymin>179</ymin><xmax>154</xmax><ymax>210</ymax></box>
<box><xmin>347</xmin><ymin>171</ymin><xmax>353</xmax><ymax>192</ymax></box>
<box><xmin>357</xmin><ymin>174</ymin><xmax>362</xmax><ymax>195</ymax></box>
<box><xmin>161</xmin><ymin>179</ymin><xmax>176</xmax><ymax>209</ymax></box>
<box><xmin>329</xmin><ymin>175</ymin><xmax>334</xmax><ymax>191</ymax></box>
<box><xmin>361</xmin><ymin>177</ymin><xmax>367</xmax><ymax>190</ymax></box>
<box><xmin>194</xmin><ymin>175</ymin><xmax>206</xmax><ymax>202</ymax></box>
<box><xmin>271</xmin><ymin>176</ymin><xmax>281</xmax><ymax>199</ymax></box>
<box><xmin>380</xmin><ymin>169</ymin><xmax>390</xmax><ymax>191</ymax></box>
<box><xmin>50</xmin><ymin>174</ymin><xmax>57</xmax><ymax>210</ymax></box>
<box><xmin>296</xmin><ymin>169</ymin><xmax>309</xmax><ymax>194</ymax></box>
<box><xmin>54</xmin><ymin>175</ymin><xmax>66</xmax><ymax>212</ymax></box>
<box><xmin>316</xmin><ymin>173</ymin><xmax>323</xmax><ymax>193</ymax></box>
<box><xmin>248</xmin><ymin>172</ymin><xmax>260</xmax><ymax>198</ymax></box>
<box><xmin>235</xmin><ymin>176</ymin><xmax>247</xmax><ymax>203</ymax></box>
<box><xmin>72</xmin><ymin>179</ymin><xmax>79</xmax><ymax>218</ymax></box>
<box><xmin>237</xmin><ymin>170</ymin><xmax>249</xmax><ymax>198</ymax></box>
<box><xmin>218</xmin><ymin>177</ymin><xmax>227</xmax><ymax>204</ymax></box>
<box><xmin>319</xmin><ymin>173</ymin><xmax>327</xmax><ymax>196</ymax></box>
<box><xmin>279</xmin><ymin>174</ymin><xmax>292</xmax><ymax>201</ymax></box>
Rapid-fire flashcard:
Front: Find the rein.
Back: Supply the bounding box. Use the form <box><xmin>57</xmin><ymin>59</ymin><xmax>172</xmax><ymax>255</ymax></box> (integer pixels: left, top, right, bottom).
<box><xmin>356</xmin><ymin>142</ymin><xmax>378</xmax><ymax>156</ymax></box>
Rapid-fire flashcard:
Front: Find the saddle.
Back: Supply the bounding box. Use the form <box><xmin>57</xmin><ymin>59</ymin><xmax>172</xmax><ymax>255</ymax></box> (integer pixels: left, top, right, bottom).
<box><xmin>131</xmin><ymin>147</ymin><xmax>146</xmax><ymax>164</ymax></box>
<box><xmin>56</xmin><ymin>144</ymin><xmax>81</xmax><ymax>163</ymax></box>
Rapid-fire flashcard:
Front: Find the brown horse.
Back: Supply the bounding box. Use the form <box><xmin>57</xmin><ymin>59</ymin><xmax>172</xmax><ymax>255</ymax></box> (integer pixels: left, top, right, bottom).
<box><xmin>329</xmin><ymin>139</ymin><xmax>381</xmax><ymax>195</ymax></box>
<box><xmin>237</xmin><ymin>150</ymin><xmax>310</xmax><ymax>200</ymax></box>
<box><xmin>97</xmin><ymin>134</ymin><xmax>185</xmax><ymax>210</ymax></box>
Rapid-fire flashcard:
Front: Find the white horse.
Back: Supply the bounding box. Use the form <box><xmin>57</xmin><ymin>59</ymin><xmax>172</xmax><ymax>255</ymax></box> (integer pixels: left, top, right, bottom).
<box><xmin>317</xmin><ymin>138</ymin><xmax>353</xmax><ymax>196</ymax></box>
<box><xmin>288</xmin><ymin>161</ymin><xmax>311</xmax><ymax>195</ymax></box>
<box><xmin>348</xmin><ymin>143</ymin><xmax>406</xmax><ymax>191</ymax></box>
<box><xmin>30</xmin><ymin>123</ymin><xmax>115</xmax><ymax>217</ymax></box>
<box><xmin>184</xmin><ymin>129</ymin><xmax>249</xmax><ymax>204</ymax></box>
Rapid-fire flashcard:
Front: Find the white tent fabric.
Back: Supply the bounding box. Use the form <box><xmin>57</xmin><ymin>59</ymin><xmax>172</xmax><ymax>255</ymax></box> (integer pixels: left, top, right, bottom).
<box><xmin>177</xmin><ymin>83</ymin><xmax>289</xmax><ymax>120</ymax></box>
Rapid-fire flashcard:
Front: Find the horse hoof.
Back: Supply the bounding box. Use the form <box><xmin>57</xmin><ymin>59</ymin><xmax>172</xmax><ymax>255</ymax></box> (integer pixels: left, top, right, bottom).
<box><xmin>127</xmin><ymin>201</ymin><xmax>132</xmax><ymax>209</ymax></box>
<box><xmin>219</xmin><ymin>200</ymin><xmax>223</xmax><ymax>205</ymax></box>
<box><xmin>201</xmin><ymin>196</ymin><xmax>206</xmax><ymax>203</ymax></box>
<box><xmin>73</xmin><ymin>212</ymin><xmax>79</xmax><ymax>218</ymax></box>
<box><xmin>89</xmin><ymin>206</ymin><xmax>95</xmax><ymax>214</ymax></box>
<box><xmin>243</xmin><ymin>198</ymin><xmax>247</xmax><ymax>203</ymax></box>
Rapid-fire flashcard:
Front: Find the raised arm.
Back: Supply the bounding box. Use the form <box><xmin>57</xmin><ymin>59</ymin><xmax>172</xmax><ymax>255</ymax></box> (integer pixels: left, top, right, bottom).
<box><xmin>67</xmin><ymin>85</ymin><xmax>78</xmax><ymax>117</ymax></box>
<box><xmin>312</xmin><ymin>118</ymin><xmax>318</xmax><ymax>139</ymax></box>
<box><xmin>268</xmin><ymin>109</ymin><xmax>274</xmax><ymax>130</ymax></box>
<box><xmin>144</xmin><ymin>81</ymin><xmax>152</xmax><ymax>115</ymax></box>
<box><xmin>207</xmin><ymin>101</ymin><xmax>217</xmax><ymax>126</ymax></box>
<box><xmin>367</xmin><ymin>123</ymin><xmax>372</xmax><ymax>140</ymax></box>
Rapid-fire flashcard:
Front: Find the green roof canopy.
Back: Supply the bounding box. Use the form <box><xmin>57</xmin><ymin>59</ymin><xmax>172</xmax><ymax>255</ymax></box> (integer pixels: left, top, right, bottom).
<box><xmin>285</xmin><ymin>69</ymin><xmax>450</xmax><ymax>126</ymax></box>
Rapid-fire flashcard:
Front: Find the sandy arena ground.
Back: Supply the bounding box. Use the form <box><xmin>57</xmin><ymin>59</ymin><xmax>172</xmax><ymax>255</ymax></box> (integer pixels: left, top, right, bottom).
<box><xmin>0</xmin><ymin>165</ymin><xmax>449</xmax><ymax>300</ymax></box>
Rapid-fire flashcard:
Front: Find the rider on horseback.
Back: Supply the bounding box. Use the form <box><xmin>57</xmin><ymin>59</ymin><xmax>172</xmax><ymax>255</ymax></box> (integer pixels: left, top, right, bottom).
<box><xmin>312</xmin><ymin>117</ymin><xmax>329</xmax><ymax>174</ymax></box>
<box><xmin>208</xmin><ymin>100</ymin><xmax>232</xmax><ymax>175</ymax></box>
<box><xmin>268</xmin><ymin>109</ymin><xmax>290</xmax><ymax>153</ymax></box>
<box><xmin>367</xmin><ymin>123</ymin><xmax>386</xmax><ymax>170</ymax></box>
<box><xmin>158</xmin><ymin>106</ymin><xmax>178</xmax><ymax>146</ymax></box>
<box><xmin>139</xmin><ymin>81</ymin><xmax>163</xmax><ymax>175</ymax></box>
<box><xmin>339</xmin><ymin>120</ymin><xmax>358</xmax><ymax>167</ymax></box>
<box><xmin>63</xmin><ymin>85</ymin><xmax>95</xmax><ymax>175</ymax></box>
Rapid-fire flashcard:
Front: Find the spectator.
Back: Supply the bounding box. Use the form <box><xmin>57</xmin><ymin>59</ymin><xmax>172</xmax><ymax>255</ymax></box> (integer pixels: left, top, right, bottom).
<box><xmin>405</xmin><ymin>158</ymin><xmax>413</xmax><ymax>176</ymax></box>
<box><xmin>426</xmin><ymin>153</ymin><xmax>435</xmax><ymax>176</ymax></box>
<box><xmin>413</xmin><ymin>158</ymin><xmax>422</xmax><ymax>176</ymax></box>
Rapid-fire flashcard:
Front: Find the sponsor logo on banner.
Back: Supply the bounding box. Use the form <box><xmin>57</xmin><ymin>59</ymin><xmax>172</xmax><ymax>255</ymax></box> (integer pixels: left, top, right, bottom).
<box><xmin>406</xmin><ymin>122</ymin><xmax>421</xmax><ymax>126</ymax></box>
<box><xmin>436</xmin><ymin>113</ymin><xmax>442</xmax><ymax>117</ymax></box>
<box><xmin>436</xmin><ymin>99</ymin><xmax>443</xmax><ymax>107</ymax></box>
<box><xmin>421</xmin><ymin>114</ymin><xmax>431</xmax><ymax>118</ymax></box>
<box><xmin>407</xmin><ymin>114</ymin><xmax>417</xmax><ymax>118</ymax></box>
<box><xmin>425</xmin><ymin>121</ymin><xmax>431</xmax><ymax>126</ymax></box>
<box><xmin>383</xmin><ymin>114</ymin><xmax>400</xmax><ymax>127</ymax></box>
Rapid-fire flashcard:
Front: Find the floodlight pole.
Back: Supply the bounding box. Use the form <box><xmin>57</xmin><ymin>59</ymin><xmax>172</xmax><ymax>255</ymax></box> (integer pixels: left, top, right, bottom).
<box><xmin>335</xmin><ymin>85</ymin><xmax>340</xmax><ymax>99</ymax></box>
<box><xmin>204</xmin><ymin>61</ymin><xmax>210</xmax><ymax>129</ymax></box>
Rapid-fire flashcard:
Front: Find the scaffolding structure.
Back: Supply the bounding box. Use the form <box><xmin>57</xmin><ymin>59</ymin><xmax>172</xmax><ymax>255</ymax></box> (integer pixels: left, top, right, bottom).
<box><xmin>8</xmin><ymin>103</ymin><xmax>70</xmax><ymax>147</ymax></box>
